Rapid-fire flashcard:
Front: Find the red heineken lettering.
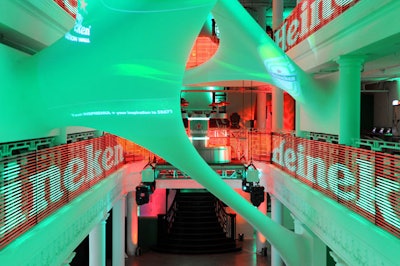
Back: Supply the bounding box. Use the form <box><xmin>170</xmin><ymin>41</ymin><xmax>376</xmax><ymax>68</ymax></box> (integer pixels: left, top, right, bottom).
<box><xmin>0</xmin><ymin>141</ymin><xmax>124</xmax><ymax>241</ymax></box>
<box><xmin>272</xmin><ymin>139</ymin><xmax>399</xmax><ymax>233</ymax></box>
<box><xmin>275</xmin><ymin>0</ymin><xmax>360</xmax><ymax>51</ymax></box>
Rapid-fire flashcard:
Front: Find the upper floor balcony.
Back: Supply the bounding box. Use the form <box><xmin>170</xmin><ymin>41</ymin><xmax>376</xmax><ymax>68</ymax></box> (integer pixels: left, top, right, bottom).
<box><xmin>275</xmin><ymin>0</ymin><xmax>400</xmax><ymax>83</ymax></box>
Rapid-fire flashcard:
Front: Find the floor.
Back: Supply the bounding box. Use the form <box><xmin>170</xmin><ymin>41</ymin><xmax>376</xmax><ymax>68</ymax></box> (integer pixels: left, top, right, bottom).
<box><xmin>125</xmin><ymin>239</ymin><xmax>271</xmax><ymax>266</ymax></box>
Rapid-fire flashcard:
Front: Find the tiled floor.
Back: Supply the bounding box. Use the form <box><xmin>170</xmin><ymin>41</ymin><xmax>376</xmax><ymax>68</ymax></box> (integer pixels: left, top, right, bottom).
<box><xmin>125</xmin><ymin>239</ymin><xmax>271</xmax><ymax>266</ymax></box>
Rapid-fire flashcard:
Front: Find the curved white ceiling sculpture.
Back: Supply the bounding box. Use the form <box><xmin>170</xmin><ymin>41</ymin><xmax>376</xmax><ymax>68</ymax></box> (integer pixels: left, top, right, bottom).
<box><xmin>12</xmin><ymin>0</ymin><xmax>314</xmax><ymax>265</ymax></box>
<box><xmin>184</xmin><ymin>0</ymin><xmax>322</xmax><ymax>104</ymax></box>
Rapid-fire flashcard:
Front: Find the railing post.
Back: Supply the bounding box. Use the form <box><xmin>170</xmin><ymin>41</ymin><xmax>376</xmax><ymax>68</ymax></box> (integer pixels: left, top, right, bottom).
<box><xmin>230</xmin><ymin>214</ymin><xmax>236</xmax><ymax>241</ymax></box>
<box><xmin>157</xmin><ymin>214</ymin><xmax>167</xmax><ymax>242</ymax></box>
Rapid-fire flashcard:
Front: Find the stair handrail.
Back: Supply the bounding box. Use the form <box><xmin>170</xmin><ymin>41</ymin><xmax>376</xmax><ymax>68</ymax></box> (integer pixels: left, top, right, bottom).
<box><xmin>157</xmin><ymin>192</ymin><xmax>178</xmax><ymax>243</ymax></box>
<box><xmin>164</xmin><ymin>192</ymin><xmax>179</xmax><ymax>234</ymax></box>
<box><xmin>215</xmin><ymin>199</ymin><xmax>236</xmax><ymax>240</ymax></box>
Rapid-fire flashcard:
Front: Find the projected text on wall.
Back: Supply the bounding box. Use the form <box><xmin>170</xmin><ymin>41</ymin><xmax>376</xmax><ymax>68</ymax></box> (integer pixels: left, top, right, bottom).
<box><xmin>65</xmin><ymin>7</ymin><xmax>91</xmax><ymax>43</ymax></box>
<box><xmin>71</xmin><ymin>109</ymin><xmax>173</xmax><ymax>117</ymax></box>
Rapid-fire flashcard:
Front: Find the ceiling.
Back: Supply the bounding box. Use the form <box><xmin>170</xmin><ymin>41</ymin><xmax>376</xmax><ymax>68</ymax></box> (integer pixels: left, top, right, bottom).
<box><xmin>239</xmin><ymin>0</ymin><xmax>297</xmax><ymax>8</ymax></box>
<box><xmin>1</xmin><ymin>0</ymin><xmax>297</xmax><ymax>55</ymax></box>
<box><xmin>1</xmin><ymin>0</ymin><xmax>398</xmax><ymax>89</ymax></box>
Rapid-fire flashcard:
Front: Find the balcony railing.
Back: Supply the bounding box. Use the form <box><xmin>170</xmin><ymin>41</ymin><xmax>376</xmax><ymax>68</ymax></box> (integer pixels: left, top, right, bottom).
<box><xmin>0</xmin><ymin>134</ymin><xmax>127</xmax><ymax>249</ymax></box>
<box><xmin>271</xmin><ymin>133</ymin><xmax>400</xmax><ymax>238</ymax></box>
<box><xmin>2</xmin><ymin>129</ymin><xmax>397</xmax><ymax>250</ymax></box>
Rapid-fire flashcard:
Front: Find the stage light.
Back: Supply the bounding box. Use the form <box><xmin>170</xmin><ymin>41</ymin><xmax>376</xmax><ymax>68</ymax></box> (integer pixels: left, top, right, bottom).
<box><xmin>242</xmin><ymin>179</ymin><xmax>253</xmax><ymax>192</ymax></box>
<box><xmin>136</xmin><ymin>185</ymin><xmax>150</xmax><ymax>205</ymax></box>
<box><xmin>250</xmin><ymin>186</ymin><xmax>265</xmax><ymax>207</ymax></box>
<box><xmin>135</xmin><ymin>181</ymin><xmax>156</xmax><ymax>205</ymax></box>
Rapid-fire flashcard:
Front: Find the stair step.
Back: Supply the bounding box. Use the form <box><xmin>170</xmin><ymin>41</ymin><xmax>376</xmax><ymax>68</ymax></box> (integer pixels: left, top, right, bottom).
<box><xmin>162</xmin><ymin>235</ymin><xmax>231</xmax><ymax>240</ymax></box>
<box><xmin>165</xmin><ymin>236</ymin><xmax>233</xmax><ymax>244</ymax></box>
<box><xmin>170</xmin><ymin>227</ymin><xmax>223</xmax><ymax>234</ymax></box>
<box><xmin>154</xmin><ymin>241</ymin><xmax>241</xmax><ymax>254</ymax></box>
<box><xmin>178</xmin><ymin>203</ymin><xmax>215</xmax><ymax>208</ymax></box>
<box><xmin>174</xmin><ymin>216</ymin><xmax>218</xmax><ymax>222</ymax></box>
<box><xmin>175</xmin><ymin>212</ymin><xmax>216</xmax><ymax>218</ymax></box>
<box><xmin>172</xmin><ymin>221</ymin><xmax>220</xmax><ymax>227</ymax></box>
<box><xmin>166</xmin><ymin>231</ymin><xmax>227</xmax><ymax>239</ymax></box>
<box><xmin>155</xmin><ymin>190</ymin><xmax>241</xmax><ymax>254</ymax></box>
<box><xmin>157</xmin><ymin>240</ymin><xmax>237</xmax><ymax>250</ymax></box>
<box><xmin>158</xmin><ymin>240</ymin><xmax>236</xmax><ymax>248</ymax></box>
<box><xmin>176</xmin><ymin>207</ymin><xmax>215</xmax><ymax>211</ymax></box>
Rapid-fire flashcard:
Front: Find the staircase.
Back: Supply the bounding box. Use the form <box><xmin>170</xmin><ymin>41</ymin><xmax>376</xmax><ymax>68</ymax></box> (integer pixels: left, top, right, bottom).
<box><xmin>154</xmin><ymin>190</ymin><xmax>241</xmax><ymax>254</ymax></box>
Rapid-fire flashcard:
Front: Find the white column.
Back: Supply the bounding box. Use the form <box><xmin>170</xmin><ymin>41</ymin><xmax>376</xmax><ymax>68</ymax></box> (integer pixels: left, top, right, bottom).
<box><xmin>54</xmin><ymin>127</ymin><xmax>67</xmax><ymax>145</ymax></box>
<box><xmin>256</xmin><ymin>5</ymin><xmax>267</xmax><ymax>132</ymax></box>
<box><xmin>126</xmin><ymin>191</ymin><xmax>138</xmax><ymax>256</ymax></box>
<box><xmin>292</xmin><ymin>213</ymin><xmax>327</xmax><ymax>266</ymax></box>
<box><xmin>112</xmin><ymin>196</ymin><xmax>126</xmax><ymax>266</ymax></box>
<box><xmin>272</xmin><ymin>88</ymin><xmax>283</xmax><ymax>132</ymax></box>
<box><xmin>295</xmin><ymin>101</ymin><xmax>306</xmax><ymax>138</ymax></box>
<box><xmin>257</xmin><ymin>92</ymin><xmax>267</xmax><ymax>131</ymax></box>
<box><xmin>272</xmin><ymin>0</ymin><xmax>284</xmax><ymax>133</ymax></box>
<box><xmin>89</xmin><ymin>214</ymin><xmax>108</xmax><ymax>266</ymax></box>
<box><xmin>270</xmin><ymin>195</ymin><xmax>283</xmax><ymax>266</ymax></box>
<box><xmin>272</xmin><ymin>0</ymin><xmax>283</xmax><ymax>31</ymax></box>
<box><xmin>336</xmin><ymin>56</ymin><xmax>364</xmax><ymax>146</ymax></box>
<box><xmin>256</xmin><ymin>5</ymin><xmax>267</xmax><ymax>31</ymax></box>
<box><xmin>256</xmin><ymin>192</ymin><xmax>268</xmax><ymax>253</ymax></box>
<box><xmin>94</xmin><ymin>130</ymin><xmax>104</xmax><ymax>137</ymax></box>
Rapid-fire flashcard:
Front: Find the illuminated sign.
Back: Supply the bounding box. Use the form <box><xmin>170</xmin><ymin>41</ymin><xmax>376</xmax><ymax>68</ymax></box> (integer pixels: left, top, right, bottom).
<box><xmin>53</xmin><ymin>0</ymin><xmax>78</xmax><ymax>17</ymax></box>
<box><xmin>272</xmin><ymin>138</ymin><xmax>399</xmax><ymax>234</ymax></box>
<box><xmin>0</xmin><ymin>141</ymin><xmax>124</xmax><ymax>242</ymax></box>
<box><xmin>263</xmin><ymin>57</ymin><xmax>300</xmax><ymax>97</ymax></box>
<box><xmin>65</xmin><ymin>12</ymin><xmax>91</xmax><ymax>43</ymax></box>
<box><xmin>275</xmin><ymin>0</ymin><xmax>360</xmax><ymax>51</ymax></box>
<box><xmin>71</xmin><ymin>109</ymin><xmax>173</xmax><ymax>117</ymax></box>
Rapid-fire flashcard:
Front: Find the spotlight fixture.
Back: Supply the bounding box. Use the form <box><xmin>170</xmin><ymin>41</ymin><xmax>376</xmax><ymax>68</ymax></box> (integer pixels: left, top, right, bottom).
<box><xmin>242</xmin><ymin>178</ymin><xmax>253</xmax><ymax>192</ymax></box>
<box><xmin>135</xmin><ymin>181</ymin><xmax>156</xmax><ymax>205</ymax></box>
<box><xmin>136</xmin><ymin>185</ymin><xmax>150</xmax><ymax>205</ymax></box>
<box><xmin>250</xmin><ymin>186</ymin><xmax>265</xmax><ymax>207</ymax></box>
<box><xmin>241</xmin><ymin>178</ymin><xmax>265</xmax><ymax>207</ymax></box>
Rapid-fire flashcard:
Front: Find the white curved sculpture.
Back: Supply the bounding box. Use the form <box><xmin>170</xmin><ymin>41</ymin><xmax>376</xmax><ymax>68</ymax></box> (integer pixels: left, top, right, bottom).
<box><xmin>5</xmin><ymin>0</ymin><xmax>319</xmax><ymax>264</ymax></box>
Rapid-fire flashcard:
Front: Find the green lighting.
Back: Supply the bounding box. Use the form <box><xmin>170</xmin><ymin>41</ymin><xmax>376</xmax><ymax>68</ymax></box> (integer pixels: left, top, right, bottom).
<box><xmin>112</xmin><ymin>64</ymin><xmax>176</xmax><ymax>82</ymax></box>
<box><xmin>0</xmin><ymin>1</ymin><xmax>318</xmax><ymax>264</ymax></box>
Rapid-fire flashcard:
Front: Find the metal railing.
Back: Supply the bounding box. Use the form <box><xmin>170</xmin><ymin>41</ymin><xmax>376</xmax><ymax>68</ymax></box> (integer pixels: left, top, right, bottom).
<box><xmin>0</xmin><ymin>131</ymin><xmax>98</xmax><ymax>159</ymax></box>
<box><xmin>0</xmin><ymin>137</ymin><xmax>55</xmax><ymax>158</ymax></box>
<box><xmin>0</xmin><ymin>134</ymin><xmax>126</xmax><ymax>249</ymax></box>
<box><xmin>272</xmin><ymin>133</ymin><xmax>400</xmax><ymax>238</ymax></box>
<box><xmin>156</xmin><ymin>192</ymin><xmax>178</xmax><ymax>243</ymax></box>
<box><xmin>355</xmin><ymin>138</ymin><xmax>400</xmax><ymax>153</ymax></box>
<box><xmin>215</xmin><ymin>199</ymin><xmax>236</xmax><ymax>240</ymax></box>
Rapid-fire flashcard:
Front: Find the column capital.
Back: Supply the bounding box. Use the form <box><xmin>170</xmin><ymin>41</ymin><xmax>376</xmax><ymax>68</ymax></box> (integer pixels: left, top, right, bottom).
<box><xmin>269</xmin><ymin>194</ymin><xmax>277</xmax><ymax>201</ymax></box>
<box><xmin>290</xmin><ymin>213</ymin><xmax>305</xmax><ymax>234</ymax></box>
<box><xmin>62</xmin><ymin>252</ymin><xmax>76</xmax><ymax>266</ymax></box>
<box><xmin>289</xmin><ymin>213</ymin><xmax>300</xmax><ymax>224</ymax></box>
<box><xmin>329</xmin><ymin>251</ymin><xmax>348</xmax><ymax>266</ymax></box>
<box><xmin>336</xmin><ymin>55</ymin><xmax>365</xmax><ymax>67</ymax></box>
<box><xmin>101</xmin><ymin>213</ymin><xmax>110</xmax><ymax>224</ymax></box>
